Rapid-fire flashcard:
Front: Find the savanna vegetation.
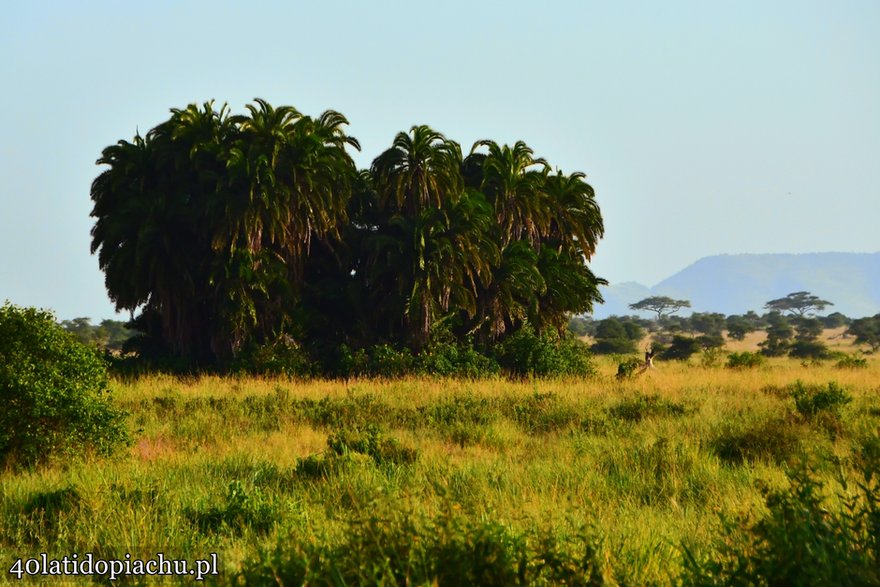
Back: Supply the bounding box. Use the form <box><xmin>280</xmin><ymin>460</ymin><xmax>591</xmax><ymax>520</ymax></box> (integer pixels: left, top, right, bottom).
<box><xmin>1</xmin><ymin>341</ymin><xmax>879</xmax><ymax>584</ymax></box>
<box><xmin>4</xmin><ymin>99</ymin><xmax>880</xmax><ymax>584</ymax></box>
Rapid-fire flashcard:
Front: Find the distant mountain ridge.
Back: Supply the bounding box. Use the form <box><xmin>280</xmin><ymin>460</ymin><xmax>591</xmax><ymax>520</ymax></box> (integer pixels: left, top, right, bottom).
<box><xmin>593</xmin><ymin>252</ymin><xmax>880</xmax><ymax>319</ymax></box>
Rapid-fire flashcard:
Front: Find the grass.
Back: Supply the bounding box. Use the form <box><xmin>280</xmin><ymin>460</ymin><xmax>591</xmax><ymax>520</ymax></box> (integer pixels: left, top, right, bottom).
<box><xmin>1</xmin><ymin>351</ymin><xmax>879</xmax><ymax>584</ymax></box>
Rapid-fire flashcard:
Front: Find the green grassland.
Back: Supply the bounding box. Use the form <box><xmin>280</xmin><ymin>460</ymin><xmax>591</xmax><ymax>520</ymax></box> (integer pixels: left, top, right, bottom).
<box><xmin>2</xmin><ymin>355</ymin><xmax>879</xmax><ymax>585</ymax></box>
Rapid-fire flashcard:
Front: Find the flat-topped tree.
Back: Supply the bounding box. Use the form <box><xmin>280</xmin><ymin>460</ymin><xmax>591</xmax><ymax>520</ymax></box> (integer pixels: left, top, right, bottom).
<box><xmin>629</xmin><ymin>296</ymin><xmax>691</xmax><ymax>320</ymax></box>
<box><xmin>764</xmin><ymin>291</ymin><xmax>833</xmax><ymax>317</ymax></box>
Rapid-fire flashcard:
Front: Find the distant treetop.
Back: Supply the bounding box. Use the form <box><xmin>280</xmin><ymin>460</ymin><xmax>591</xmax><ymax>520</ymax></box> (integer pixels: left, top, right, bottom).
<box><xmin>763</xmin><ymin>291</ymin><xmax>833</xmax><ymax>317</ymax></box>
<box><xmin>628</xmin><ymin>296</ymin><xmax>691</xmax><ymax>320</ymax></box>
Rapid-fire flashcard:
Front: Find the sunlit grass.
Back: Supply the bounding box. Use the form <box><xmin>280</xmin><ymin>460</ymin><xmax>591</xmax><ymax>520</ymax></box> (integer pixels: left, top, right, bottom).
<box><xmin>1</xmin><ymin>351</ymin><xmax>878</xmax><ymax>584</ymax></box>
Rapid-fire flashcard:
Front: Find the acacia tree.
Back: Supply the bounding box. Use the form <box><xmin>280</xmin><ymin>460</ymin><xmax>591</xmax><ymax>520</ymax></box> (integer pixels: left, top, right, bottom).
<box><xmin>764</xmin><ymin>291</ymin><xmax>833</xmax><ymax>317</ymax></box>
<box><xmin>629</xmin><ymin>296</ymin><xmax>691</xmax><ymax>320</ymax></box>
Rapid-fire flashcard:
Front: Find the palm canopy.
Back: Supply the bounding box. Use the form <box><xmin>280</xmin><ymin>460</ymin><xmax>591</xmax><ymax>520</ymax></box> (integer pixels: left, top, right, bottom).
<box><xmin>91</xmin><ymin>103</ymin><xmax>606</xmax><ymax>365</ymax></box>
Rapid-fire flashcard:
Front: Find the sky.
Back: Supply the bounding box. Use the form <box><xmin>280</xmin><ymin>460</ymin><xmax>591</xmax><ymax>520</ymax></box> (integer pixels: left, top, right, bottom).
<box><xmin>1</xmin><ymin>0</ymin><xmax>878</xmax><ymax>321</ymax></box>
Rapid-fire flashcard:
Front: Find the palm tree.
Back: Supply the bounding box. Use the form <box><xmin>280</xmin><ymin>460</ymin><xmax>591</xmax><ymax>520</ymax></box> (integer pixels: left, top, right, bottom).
<box><xmin>371</xmin><ymin>125</ymin><xmax>463</xmax><ymax>215</ymax></box>
<box><xmin>543</xmin><ymin>169</ymin><xmax>604</xmax><ymax>260</ymax></box>
<box><xmin>467</xmin><ymin>140</ymin><xmax>550</xmax><ymax>247</ymax></box>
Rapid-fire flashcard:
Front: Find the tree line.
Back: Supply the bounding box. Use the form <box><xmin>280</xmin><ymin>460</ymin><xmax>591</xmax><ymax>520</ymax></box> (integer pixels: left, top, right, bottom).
<box><xmin>89</xmin><ymin>100</ymin><xmax>606</xmax><ymax>373</ymax></box>
<box><xmin>570</xmin><ymin>291</ymin><xmax>880</xmax><ymax>360</ymax></box>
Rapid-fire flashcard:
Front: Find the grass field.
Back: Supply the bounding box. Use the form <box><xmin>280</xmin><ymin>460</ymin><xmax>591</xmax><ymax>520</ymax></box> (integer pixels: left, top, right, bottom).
<box><xmin>1</xmin><ymin>344</ymin><xmax>878</xmax><ymax>584</ymax></box>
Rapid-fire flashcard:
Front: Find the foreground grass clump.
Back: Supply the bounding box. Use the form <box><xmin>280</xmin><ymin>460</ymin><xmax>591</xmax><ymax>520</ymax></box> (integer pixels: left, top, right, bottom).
<box><xmin>0</xmin><ymin>303</ymin><xmax>128</xmax><ymax>468</ymax></box>
<box><xmin>683</xmin><ymin>456</ymin><xmax>880</xmax><ymax>586</ymax></box>
<box><xmin>241</xmin><ymin>508</ymin><xmax>606</xmax><ymax>586</ymax></box>
<box><xmin>1</xmin><ymin>355</ymin><xmax>879</xmax><ymax>584</ymax></box>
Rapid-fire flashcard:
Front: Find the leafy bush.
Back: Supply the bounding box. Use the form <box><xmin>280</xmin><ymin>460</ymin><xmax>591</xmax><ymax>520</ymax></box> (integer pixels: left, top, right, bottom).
<box><xmin>788</xmin><ymin>340</ymin><xmax>830</xmax><ymax>359</ymax></box>
<box><xmin>699</xmin><ymin>347</ymin><xmax>725</xmax><ymax>368</ymax></box>
<box><xmin>836</xmin><ymin>353</ymin><xmax>868</xmax><ymax>369</ymax></box>
<box><xmin>327</xmin><ymin>425</ymin><xmax>419</xmax><ymax>466</ymax></box>
<box><xmin>495</xmin><ymin>327</ymin><xmax>597</xmax><ymax>377</ymax></box>
<box><xmin>790</xmin><ymin>380</ymin><xmax>852</xmax><ymax>420</ymax></box>
<box><xmin>726</xmin><ymin>351</ymin><xmax>764</xmax><ymax>369</ymax></box>
<box><xmin>682</xmin><ymin>460</ymin><xmax>880</xmax><ymax>586</ymax></box>
<box><xmin>660</xmin><ymin>336</ymin><xmax>701</xmax><ymax>361</ymax></box>
<box><xmin>0</xmin><ymin>303</ymin><xmax>128</xmax><ymax>468</ymax></box>
<box><xmin>232</xmin><ymin>338</ymin><xmax>315</xmax><ymax>378</ymax></box>
<box><xmin>590</xmin><ymin>337</ymin><xmax>638</xmax><ymax>355</ymax></box>
<box><xmin>417</xmin><ymin>340</ymin><xmax>500</xmax><ymax>378</ymax></box>
<box><xmin>616</xmin><ymin>357</ymin><xmax>644</xmax><ymax>379</ymax></box>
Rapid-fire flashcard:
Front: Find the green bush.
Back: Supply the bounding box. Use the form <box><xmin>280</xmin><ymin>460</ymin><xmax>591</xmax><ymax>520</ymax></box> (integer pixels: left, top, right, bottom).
<box><xmin>615</xmin><ymin>357</ymin><xmax>644</xmax><ymax>379</ymax></box>
<box><xmin>660</xmin><ymin>336</ymin><xmax>701</xmax><ymax>361</ymax></box>
<box><xmin>417</xmin><ymin>340</ymin><xmax>500</xmax><ymax>378</ymax></box>
<box><xmin>232</xmin><ymin>338</ymin><xmax>315</xmax><ymax>378</ymax></box>
<box><xmin>327</xmin><ymin>425</ymin><xmax>419</xmax><ymax>466</ymax></box>
<box><xmin>788</xmin><ymin>340</ymin><xmax>830</xmax><ymax>359</ymax></box>
<box><xmin>790</xmin><ymin>381</ymin><xmax>852</xmax><ymax>420</ymax></box>
<box><xmin>836</xmin><ymin>353</ymin><xmax>868</xmax><ymax>369</ymax></box>
<box><xmin>495</xmin><ymin>327</ymin><xmax>597</xmax><ymax>377</ymax></box>
<box><xmin>590</xmin><ymin>337</ymin><xmax>637</xmax><ymax>355</ymax></box>
<box><xmin>0</xmin><ymin>303</ymin><xmax>128</xmax><ymax>468</ymax></box>
<box><xmin>726</xmin><ymin>351</ymin><xmax>764</xmax><ymax>369</ymax></box>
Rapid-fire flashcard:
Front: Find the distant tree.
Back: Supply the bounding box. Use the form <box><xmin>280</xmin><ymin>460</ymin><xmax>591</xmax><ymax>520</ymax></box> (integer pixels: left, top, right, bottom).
<box><xmin>660</xmin><ymin>335</ymin><xmax>701</xmax><ymax>361</ymax></box>
<box><xmin>764</xmin><ymin>291</ymin><xmax>832</xmax><ymax>317</ymax></box>
<box><xmin>590</xmin><ymin>317</ymin><xmax>638</xmax><ymax>354</ymax></box>
<box><xmin>819</xmin><ymin>312</ymin><xmax>850</xmax><ymax>329</ymax></box>
<box><xmin>690</xmin><ymin>312</ymin><xmax>726</xmax><ymax>336</ymax></box>
<box><xmin>59</xmin><ymin>317</ymin><xmax>99</xmax><ymax>345</ymax></box>
<box><xmin>629</xmin><ymin>296</ymin><xmax>691</xmax><ymax>320</ymax></box>
<box><xmin>847</xmin><ymin>315</ymin><xmax>880</xmax><ymax>352</ymax></box>
<box><xmin>793</xmin><ymin>317</ymin><xmax>823</xmax><ymax>342</ymax></box>
<box><xmin>567</xmin><ymin>316</ymin><xmax>593</xmax><ymax>337</ymax></box>
<box><xmin>696</xmin><ymin>334</ymin><xmax>725</xmax><ymax>350</ymax></box>
<box><xmin>621</xmin><ymin>321</ymin><xmax>645</xmax><ymax>342</ymax></box>
<box><xmin>759</xmin><ymin>313</ymin><xmax>794</xmax><ymax>356</ymax></box>
<box><xmin>725</xmin><ymin>315</ymin><xmax>754</xmax><ymax>341</ymax></box>
<box><xmin>595</xmin><ymin>317</ymin><xmax>627</xmax><ymax>340</ymax></box>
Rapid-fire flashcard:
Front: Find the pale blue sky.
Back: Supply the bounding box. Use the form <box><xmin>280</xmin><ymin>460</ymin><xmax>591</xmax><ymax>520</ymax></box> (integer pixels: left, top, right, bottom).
<box><xmin>1</xmin><ymin>1</ymin><xmax>878</xmax><ymax>320</ymax></box>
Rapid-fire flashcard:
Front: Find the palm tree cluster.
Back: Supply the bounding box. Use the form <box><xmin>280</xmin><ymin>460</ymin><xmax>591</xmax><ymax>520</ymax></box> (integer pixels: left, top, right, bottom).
<box><xmin>91</xmin><ymin>100</ymin><xmax>605</xmax><ymax>367</ymax></box>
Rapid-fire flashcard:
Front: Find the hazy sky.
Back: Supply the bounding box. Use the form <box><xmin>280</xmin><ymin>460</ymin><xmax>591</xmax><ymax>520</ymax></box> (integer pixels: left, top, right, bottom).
<box><xmin>2</xmin><ymin>1</ymin><xmax>878</xmax><ymax>321</ymax></box>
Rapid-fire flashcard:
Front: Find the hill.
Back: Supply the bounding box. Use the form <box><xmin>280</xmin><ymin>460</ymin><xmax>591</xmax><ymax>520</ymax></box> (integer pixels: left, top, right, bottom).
<box><xmin>594</xmin><ymin>252</ymin><xmax>880</xmax><ymax>318</ymax></box>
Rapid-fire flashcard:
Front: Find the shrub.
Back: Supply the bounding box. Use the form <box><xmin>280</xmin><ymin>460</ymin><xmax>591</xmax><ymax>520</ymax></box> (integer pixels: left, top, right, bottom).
<box><xmin>232</xmin><ymin>338</ymin><xmax>315</xmax><ymax>378</ymax></box>
<box><xmin>790</xmin><ymin>381</ymin><xmax>852</xmax><ymax>420</ymax></box>
<box><xmin>0</xmin><ymin>303</ymin><xmax>128</xmax><ymax>468</ymax></box>
<box><xmin>417</xmin><ymin>340</ymin><xmax>500</xmax><ymax>378</ymax></box>
<box><xmin>615</xmin><ymin>357</ymin><xmax>644</xmax><ymax>379</ymax></box>
<box><xmin>590</xmin><ymin>337</ymin><xmax>637</xmax><ymax>355</ymax></box>
<box><xmin>726</xmin><ymin>351</ymin><xmax>764</xmax><ymax>369</ymax></box>
<box><xmin>836</xmin><ymin>353</ymin><xmax>868</xmax><ymax>369</ymax></box>
<box><xmin>327</xmin><ymin>425</ymin><xmax>419</xmax><ymax>466</ymax></box>
<box><xmin>660</xmin><ymin>336</ymin><xmax>701</xmax><ymax>361</ymax></box>
<box><xmin>788</xmin><ymin>340</ymin><xmax>829</xmax><ymax>359</ymax></box>
<box><xmin>495</xmin><ymin>327</ymin><xmax>597</xmax><ymax>377</ymax></box>
<box><xmin>699</xmin><ymin>347</ymin><xmax>725</xmax><ymax>368</ymax></box>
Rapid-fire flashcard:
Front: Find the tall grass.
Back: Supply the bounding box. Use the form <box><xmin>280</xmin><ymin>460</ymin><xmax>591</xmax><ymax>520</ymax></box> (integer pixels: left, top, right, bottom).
<box><xmin>1</xmin><ymin>354</ymin><xmax>878</xmax><ymax>584</ymax></box>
